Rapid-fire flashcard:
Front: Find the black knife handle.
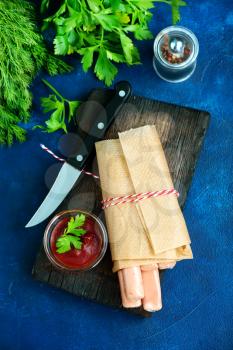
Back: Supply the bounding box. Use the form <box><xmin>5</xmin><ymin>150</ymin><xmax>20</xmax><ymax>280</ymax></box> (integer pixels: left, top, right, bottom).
<box><xmin>67</xmin><ymin>81</ymin><xmax>132</xmax><ymax>170</ymax></box>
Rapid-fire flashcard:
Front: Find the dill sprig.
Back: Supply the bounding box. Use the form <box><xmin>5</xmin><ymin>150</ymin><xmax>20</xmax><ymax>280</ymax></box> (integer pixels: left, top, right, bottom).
<box><xmin>0</xmin><ymin>0</ymin><xmax>72</xmax><ymax>146</ymax></box>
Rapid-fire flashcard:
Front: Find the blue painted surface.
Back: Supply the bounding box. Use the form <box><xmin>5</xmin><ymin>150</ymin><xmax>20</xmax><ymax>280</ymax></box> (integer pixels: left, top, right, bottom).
<box><xmin>0</xmin><ymin>1</ymin><xmax>233</xmax><ymax>349</ymax></box>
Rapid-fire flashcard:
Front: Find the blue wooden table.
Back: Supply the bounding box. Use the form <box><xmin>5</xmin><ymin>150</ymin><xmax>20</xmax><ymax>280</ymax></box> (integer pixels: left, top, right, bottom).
<box><xmin>1</xmin><ymin>1</ymin><xmax>233</xmax><ymax>349</ymax></box>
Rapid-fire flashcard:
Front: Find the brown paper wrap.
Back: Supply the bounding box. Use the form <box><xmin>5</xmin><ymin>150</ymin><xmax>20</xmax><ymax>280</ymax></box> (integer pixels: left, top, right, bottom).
<box><xmin>95</xmin><ymin>125</ymin><xmax>193</xmax><ymax>272</ymax></box>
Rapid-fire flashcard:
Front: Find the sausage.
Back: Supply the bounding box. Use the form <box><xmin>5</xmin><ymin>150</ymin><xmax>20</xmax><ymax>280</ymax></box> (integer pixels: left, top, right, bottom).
<box><xmin>118</xmin><ymin>270</ymin><xmax>142</xmax><ymax>308</ymax></box>
<box><xmin>158</xmin><ymin>262</ymin><xmax>176</xmax><ymax>270</ymax></box>
<box><xmin>141</xmin><ymin>265</ymin><xmax>162</xmax><ymax>312</ymax></box>
<box><xmin>121</xmin><ymin>266</ymin><xmax>144</xmax><ymax>301</ymax></box>
<box><xmin>140</xmin><ymin>264</ymin><xmax>157</xmax><ymax>271</ymax></box>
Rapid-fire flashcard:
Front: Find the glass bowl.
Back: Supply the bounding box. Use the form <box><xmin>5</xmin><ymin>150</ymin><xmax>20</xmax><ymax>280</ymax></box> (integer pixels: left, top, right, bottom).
<box><xmin>43</xmin><ymin>209</ymin><xmax>108</xmax><ymax>271</ymax></box>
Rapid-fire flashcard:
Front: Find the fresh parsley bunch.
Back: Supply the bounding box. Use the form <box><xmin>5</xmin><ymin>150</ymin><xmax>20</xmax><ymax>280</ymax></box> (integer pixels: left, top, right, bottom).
<box><xmin>0</xmin><ymin>0</ymin><xmax>72</xmax><ymax>146</ymax></box>
<box><xmin>41</xmin><ymin>0</ymin><xmax>186</xmax><ymax>86</ymax></box>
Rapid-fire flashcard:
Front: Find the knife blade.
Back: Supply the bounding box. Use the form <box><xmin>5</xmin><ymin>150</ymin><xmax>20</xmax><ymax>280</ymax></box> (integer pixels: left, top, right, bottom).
<box><xmin>25</xmin><ymin>81</ymin><xmax>132</xmax><ymax>227</ymax></box>
<box><xmin>25</xmin><ymin>163</ymin><xmax>81</xmax><ymax>228</ymax></box>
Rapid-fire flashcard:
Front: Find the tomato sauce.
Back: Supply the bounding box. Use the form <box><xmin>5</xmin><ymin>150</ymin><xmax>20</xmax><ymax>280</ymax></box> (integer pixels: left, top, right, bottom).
<box><xmin>50</xmin><ymin>215</ymin><xmax>103</xmax><ymax>270</ymax></box>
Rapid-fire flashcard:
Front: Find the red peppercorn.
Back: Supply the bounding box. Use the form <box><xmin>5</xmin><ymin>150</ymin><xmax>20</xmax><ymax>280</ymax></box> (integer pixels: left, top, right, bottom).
<box><xmin>184</xmin><ymin>47</ymin><xmax>191</xmax><ymax>56</ymax></box>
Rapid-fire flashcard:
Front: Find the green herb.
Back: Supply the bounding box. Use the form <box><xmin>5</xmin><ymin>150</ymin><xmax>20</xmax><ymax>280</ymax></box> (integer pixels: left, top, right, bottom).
<box><xmin>56</xmin><ymin>213</ymin><xmax>86</xmax><ymax>253</ymax></box>
<box><xmin>35</xmin><ymin>79</ymin><xmax>81</xmax><ymax>133</ymax></box>
<box><xmin>0</xmin><ymin>0</ymin><xmax>72</xmax><ymax>146</ymax></box>
<box><xmin>170</xmin><ymin>0</ymin><xmax>187</xmax><ymax>24</ymax></box>
<box><xmin>41</xmin><ymin>0</ymin><xmax>186</xmax><ymax>86</ymax></box>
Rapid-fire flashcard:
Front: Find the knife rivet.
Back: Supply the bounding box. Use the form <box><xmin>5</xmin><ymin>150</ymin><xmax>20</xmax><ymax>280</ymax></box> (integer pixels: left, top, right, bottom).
<box><xmin>119</xmin><ymin>90</ymin><xmax>126</xmax><ymax>97</ymax></box>
<box><xmin>97</xmin><ymin>122</ymin><xmax>105</xmax><ymax>130</ymax></box>
<box><xmin>76</xmin><ymin>155</ymin><xmax>83</xmax><ymax>162</ymax></box>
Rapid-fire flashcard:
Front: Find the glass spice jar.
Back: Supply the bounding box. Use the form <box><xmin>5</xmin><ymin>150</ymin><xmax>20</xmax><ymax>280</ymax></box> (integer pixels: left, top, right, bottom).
<box><xmin>153</xmin><ymin>26</ymin><xmax>199</xmax><ymax>83</ymax></box>
<box><xmin>43</xmin><ymin>209</ymin><xmax>108</xmax><ymax>271</ymax></box>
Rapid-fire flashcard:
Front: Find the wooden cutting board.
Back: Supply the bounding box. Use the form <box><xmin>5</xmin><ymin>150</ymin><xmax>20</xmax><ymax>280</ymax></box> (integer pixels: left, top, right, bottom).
<box><xmin>32</xmin><ymin>87</ymin><xmax>210</xmax><ymax>317</ymax></box>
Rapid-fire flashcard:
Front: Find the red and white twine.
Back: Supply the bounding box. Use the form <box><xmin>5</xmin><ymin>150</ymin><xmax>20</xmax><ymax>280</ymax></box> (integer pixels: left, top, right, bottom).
<box><xmin>40</xmin><ymin>144</ymin><xmax>179</xmax><ymax>209</ymax></box>
<box><xmin>40</xmin><ymin>144</ymin><xmax>65</xmax><ymax>163</ymax></box>
<box><xmin>40</xmin><ymin>144</ymin><xmax>100</xmax><ymax>179</ymax></box>
<box><xmin>101</xmin><ymin>189</ymin><xmax>179</xmax><ymax>209</ymax></box>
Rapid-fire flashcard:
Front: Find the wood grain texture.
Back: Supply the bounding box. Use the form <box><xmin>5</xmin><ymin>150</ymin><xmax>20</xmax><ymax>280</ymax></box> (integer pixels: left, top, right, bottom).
<box><xmin>32</xmin><ymin>89</ymin><xmax>210</xmax><ymax>317</ymax></box>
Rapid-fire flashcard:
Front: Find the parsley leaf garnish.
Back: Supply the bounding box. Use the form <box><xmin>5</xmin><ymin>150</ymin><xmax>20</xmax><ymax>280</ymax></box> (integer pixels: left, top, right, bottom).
<box><xmin>56</xmin><ymin>214</ymin><xmax>86</xmax><ymax>254</ymax></box>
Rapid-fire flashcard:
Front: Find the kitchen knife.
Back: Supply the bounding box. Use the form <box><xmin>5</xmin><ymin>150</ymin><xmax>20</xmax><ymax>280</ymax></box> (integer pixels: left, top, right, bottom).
<box><xmin>26</xmin><ymin>81</ymin><xmax>132</xmax><ymax>228</ymax></box>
